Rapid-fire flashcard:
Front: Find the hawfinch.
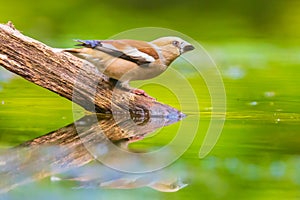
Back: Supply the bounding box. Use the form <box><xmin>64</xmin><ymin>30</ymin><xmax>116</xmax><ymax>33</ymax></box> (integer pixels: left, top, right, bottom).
<box><xmin>65</xmin><ymin>36</ymin><xmax>194</xmax><ymax>97</ymax></box>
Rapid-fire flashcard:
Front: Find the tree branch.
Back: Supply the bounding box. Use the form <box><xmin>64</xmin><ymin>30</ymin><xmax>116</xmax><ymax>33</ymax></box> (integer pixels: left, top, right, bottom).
<box><xmin>0</xmin><ymin>22</ymin><xmax>184</xmax><ymax>117</ymax></box>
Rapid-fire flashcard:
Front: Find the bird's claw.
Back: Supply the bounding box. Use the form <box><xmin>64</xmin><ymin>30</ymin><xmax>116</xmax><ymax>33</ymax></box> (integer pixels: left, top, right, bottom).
<box><xmin>131</xmin><ymin>89</ymin><xmax>156</xmax><ymax>100</ymax></box>
<box><xmin>128</xmin><ymin>135</ymin><xmax>145</xmax><ymax>143</ymax></box>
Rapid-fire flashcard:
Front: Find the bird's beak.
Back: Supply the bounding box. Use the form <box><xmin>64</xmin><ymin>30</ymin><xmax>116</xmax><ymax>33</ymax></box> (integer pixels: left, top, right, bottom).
<box><xmin>180</xmin><ymin>42</ymin><xmax>195</xmax><ymax>54</ymax></box>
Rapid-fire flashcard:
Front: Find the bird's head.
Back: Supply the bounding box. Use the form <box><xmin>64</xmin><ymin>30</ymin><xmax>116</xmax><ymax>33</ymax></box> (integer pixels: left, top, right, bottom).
<box><xmin>151</xmin><ymin>36</ymin><xmax>194</xmax><ymax>65</ymax></box>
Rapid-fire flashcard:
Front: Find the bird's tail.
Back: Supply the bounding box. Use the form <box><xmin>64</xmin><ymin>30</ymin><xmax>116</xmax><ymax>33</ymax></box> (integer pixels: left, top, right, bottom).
<box><xmin>74</xmin><ymin>39</ymin><xmax>101</xmax><ymax>48</ymax></box>
<box><xmin>62</xmin><ymin>39</ymin><xmax>101</xmax><ymax>54</ymax></box>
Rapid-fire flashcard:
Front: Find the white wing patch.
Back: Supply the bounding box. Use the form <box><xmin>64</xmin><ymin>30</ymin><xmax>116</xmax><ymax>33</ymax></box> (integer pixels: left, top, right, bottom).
<box><xmin>123</xmin><ymin>48</ymin><xmax>155</xmax><ymax>63</ymax></box>
<box><xmin>100</xmin><ymin>41</ymin><xmax>156</xmax><ymax>64</ymax></box>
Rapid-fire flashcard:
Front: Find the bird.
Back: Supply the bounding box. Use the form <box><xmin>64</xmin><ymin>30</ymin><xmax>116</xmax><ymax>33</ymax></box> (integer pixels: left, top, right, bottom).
<box><xmin>64</xmin><ymin>36</ymin><xmax>195</xmax><ymax>98</ymax></box>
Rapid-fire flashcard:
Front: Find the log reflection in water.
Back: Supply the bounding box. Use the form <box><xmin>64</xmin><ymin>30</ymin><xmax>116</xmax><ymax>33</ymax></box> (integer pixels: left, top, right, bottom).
<box><xmin>0</xmin><ymin>113</ymin><xmax>186</xmax><ymax>193</ymax></box>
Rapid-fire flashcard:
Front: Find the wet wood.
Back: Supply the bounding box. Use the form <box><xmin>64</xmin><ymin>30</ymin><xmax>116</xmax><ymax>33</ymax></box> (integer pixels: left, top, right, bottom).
<box><xmin>0</xmin><ymin>22</ymin><xmax>183</xmax><ymax>116</ymax></box>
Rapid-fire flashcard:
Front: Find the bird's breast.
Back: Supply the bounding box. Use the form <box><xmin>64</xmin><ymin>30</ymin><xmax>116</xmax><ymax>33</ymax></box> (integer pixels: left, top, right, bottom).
<box><xmin>130</xmin><ymin>63</ymin><xmax>168</xmax><ymax>81</ymax></box>
<box><xmin>103</xmin><ymin>61</ymin><xmax>167</xmax><ymax>81</ymax></box>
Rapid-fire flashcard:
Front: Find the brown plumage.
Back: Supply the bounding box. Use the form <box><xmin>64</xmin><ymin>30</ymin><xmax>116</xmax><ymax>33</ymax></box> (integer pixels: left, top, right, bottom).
<box><xmin>64</xmin><ymin>36</ymin><xmax>194</xmax><ymax>97</ymax></box>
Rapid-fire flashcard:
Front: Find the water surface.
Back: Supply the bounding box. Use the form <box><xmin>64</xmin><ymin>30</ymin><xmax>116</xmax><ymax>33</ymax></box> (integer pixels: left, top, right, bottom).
<box><xmin>1</xmin><ymin>43</ymin><xmax>300</xmax><ymax>199</ymax></box>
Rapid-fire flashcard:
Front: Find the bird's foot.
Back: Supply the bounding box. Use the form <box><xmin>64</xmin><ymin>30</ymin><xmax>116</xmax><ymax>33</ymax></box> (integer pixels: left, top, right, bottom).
<box><xmin>131</xmin><ymin>88</ymin><xmax>156</xmax><ymax>100</ymax></box>
<box><xmin>127</xmin><ymin>135</ymin><xmax>145</xmax><ymax>143</ymax></box>
<box><xmin>114</xmin><ymin>80</ymin><xmax>156</xmax><ymax>100</ymax></box>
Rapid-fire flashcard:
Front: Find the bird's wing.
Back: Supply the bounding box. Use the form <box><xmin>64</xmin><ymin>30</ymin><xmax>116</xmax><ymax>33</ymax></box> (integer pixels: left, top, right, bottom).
<box><xmin>75</xmin><ymin>39</ymin><xmax>160</xmax><ymax>65</ymax></box>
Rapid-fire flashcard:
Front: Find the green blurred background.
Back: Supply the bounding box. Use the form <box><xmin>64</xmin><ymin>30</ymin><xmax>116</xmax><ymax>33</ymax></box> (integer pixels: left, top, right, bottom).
<box><xmin>1</xmin><ymin>0</ymin><xmax>300</xmax><ymax>44</ymax></box>
<box><xmin>1</xmin><ymin>0</ymin><xmax>300</xmax><ymax>199</ymax></box>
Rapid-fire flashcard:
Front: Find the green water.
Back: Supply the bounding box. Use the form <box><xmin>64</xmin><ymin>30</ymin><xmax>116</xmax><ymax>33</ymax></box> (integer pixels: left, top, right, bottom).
<box><xmin>1</xmin><ymin>0</ymin><xmax>300</xmax><ymax>199</ymax></box>
<box><xmin>1</xmin><ymin>42</ymin><xmax>300</xmax><ymax>199</ymax></box>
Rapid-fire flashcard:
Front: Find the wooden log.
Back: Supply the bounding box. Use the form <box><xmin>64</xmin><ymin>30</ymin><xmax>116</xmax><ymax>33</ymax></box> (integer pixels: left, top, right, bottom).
<box><xmin>0</xmin><ymin>22</ymin><xmax>184</xmax><ymax>117</ymax></box>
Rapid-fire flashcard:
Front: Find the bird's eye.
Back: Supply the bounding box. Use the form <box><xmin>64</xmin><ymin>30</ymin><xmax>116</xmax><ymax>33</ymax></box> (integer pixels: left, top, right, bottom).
<box><xmin>172</xmin><ymin>40</ymin><xmax>180</xmax><ymax>47</ymax></box>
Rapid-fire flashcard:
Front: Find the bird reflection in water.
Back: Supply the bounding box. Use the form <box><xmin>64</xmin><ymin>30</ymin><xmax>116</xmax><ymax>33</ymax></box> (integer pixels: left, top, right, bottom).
<box><xmin>0</xmin><ymin>112</ymin><xmax>187</xmax><ymax>193</ymax></box>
